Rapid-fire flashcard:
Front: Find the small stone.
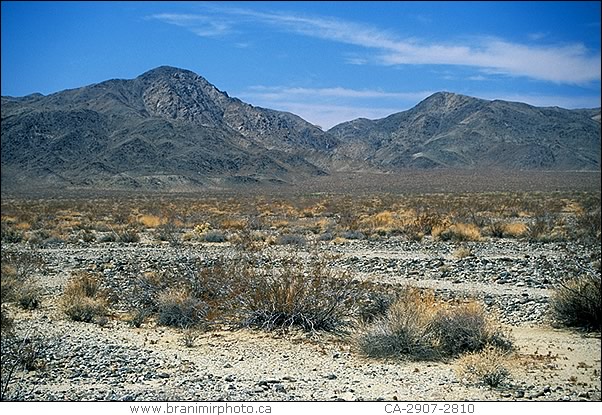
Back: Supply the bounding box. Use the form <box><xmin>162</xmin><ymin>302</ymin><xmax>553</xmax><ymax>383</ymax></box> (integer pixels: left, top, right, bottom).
<box><xmin>157</xmin><ymin>372</ymin><xmax>170</xmax><ymax>379</ymax></box>
<box><xmin>325</xmin><ymin>374</ymin><xmax>337</xmax><ymax>380</ymax></box>
<box><xmin>258</xmin><ymin>379</ymin><xmax>280</xmax><ymax>386</ymax></box>
<box><xmin>514</xmin><ymin>390</ymin><xmax>525</xmax><ymax>398</ymax></box>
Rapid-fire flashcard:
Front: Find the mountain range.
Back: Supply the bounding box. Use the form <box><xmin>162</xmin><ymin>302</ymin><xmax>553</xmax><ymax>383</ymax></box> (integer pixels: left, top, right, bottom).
<box><xmin>1</xmin><ymin>66</ymin><xmax>600</xmax><ymax>191</ymax></box>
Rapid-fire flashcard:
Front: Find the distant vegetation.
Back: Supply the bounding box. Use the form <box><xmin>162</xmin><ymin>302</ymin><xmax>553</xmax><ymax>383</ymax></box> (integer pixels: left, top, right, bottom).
<box><xmin>1</xmin><ymin>191</ymin><xmax>599</xmax><ymax>247</ymax></box>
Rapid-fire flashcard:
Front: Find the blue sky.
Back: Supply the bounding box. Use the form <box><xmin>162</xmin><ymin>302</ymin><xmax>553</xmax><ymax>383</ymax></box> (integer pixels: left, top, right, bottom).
<box><xmin>1</xmin><ymin>1</ymin><xmax>600</xmax><ymax>129</ymax></box>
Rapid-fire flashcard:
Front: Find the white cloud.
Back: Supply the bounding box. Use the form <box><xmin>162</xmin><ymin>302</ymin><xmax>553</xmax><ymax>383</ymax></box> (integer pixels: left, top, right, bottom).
<box><xmin>149</xmin><ymin>13</ymin><xmax>233</xmax><ymax>37</ymax></box>
<box><xmin>238</xmin><ymin>84</ymin><xmax>600</xmax><ymax>128</ymax></box>
<box><xmin>245</xmin><ymin>85</ymin><xmax>433</xmax><ymax>100</ymax></box>
<box><xmin>152</xmin><ymin>8</ymin><xmax>601</xmax><ymax>85</ymax></box>
<box><xmin>238</xmin><ymin>86</ymin><xmax>433</xmax><ymax>128</ymax></box>
<box><xmin>260</xmin><ymin>102</ymin><xmax>404</xmax><ymax>130</ymax></box>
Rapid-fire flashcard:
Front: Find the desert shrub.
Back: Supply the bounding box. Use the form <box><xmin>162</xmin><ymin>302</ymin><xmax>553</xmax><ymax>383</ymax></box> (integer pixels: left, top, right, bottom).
<box><xmin>61</xmin><ymin>272</ymin><xmax>108</xmax><ymax>323</ymax></box>
<box><xmin>117</xmin><ymin>228</ymin><xmax>140</xmax><ymax>243</ymax></box>
<box><xmin>128</xmin><ymin>308</ymin><xmax>151</xmax><ymax>328</ymax></box>
<box><xmin>342</xmin><ymin>230</ymin><xmax>365</xmax><ymax>240</ymax></box>
<box><xmin>275</xmin><ymin>234</ymin><xmax>306</xmax><ymax>246</ymax></box>
<box><xmin>1</xmin><ymin>251</ymin><xmax>42</xmax><ymax>310</ymax></box>
<box><xmin>156</xmin><ymin>221</ymin><xmax>181</xmax><ymax>245</ymax></box>
<box><xmin>487</xmin><ymin>221</ymin><xmax>507</xmax><ymax>238</ymax></box>
<box><xmin>433</xmin><ymin>223</ymin><xmax>481</xmax><ymax>242</ymax></box>
<box><xmin>15</xmin><ymin>283</ymin><xmax>42</xmax><ymax>310</ymax></box>
<box><xmin>356</xmin><ymin>288</ymin><xmax>512</xmax><ymax>360</ymax></box>
<box><xmin>0</xmin><ymin>223</ymin><xmax>23</xmax><ymax>243</ymax></box>
<box><xmin>356</xmin><ymin>290</ymin><xmax>396</xmax><ymax>324</ymax></box>
<box><xmin>237</xmin><ymin>255</ymin><xmax>359</xmax><ymax>333</ymax></box>
<box><xmin>203</xmin><ymin>230</ymin><xmax>227</xmax><ymax>243</ymax></box>
<box><xmin>0</xmin><ymin>306</ymin><xmax>13</xmax><ymax>333</ymax></box>
<box><xmin>356</xmin><ymin>287</ymin><xmax>438</xmax><ymax>360</ymax></box>
<box><xmin>575</xmin><ymin>206</ymin><xmax>601</xmax><ymax>241</ymax></box>
<box><xmin>455</xmin><ymin>347</ymin><xmax>513</xmax><ymax>387</ymax></box>
<box><xmin>550</xmin><ymin>274</ymin><xmax>601</xmax><ymax>331</ymax></box>
<box><xmin>179</xmin><ymin>328</ymin><xmax>199</xmax><ymax>348</ymax></box>
<box><xmin>453</xmin><ymin>246</ymin><xmax>473</xmax><ymax>259</ymax></box>
<box><xmin>318</xmin><ymin>232</ymin><xmax>334</xmax><ymax>242</ymax></box>
<box><xmin>525</xmin><ymin>214</ymin><xmax>558</xmax><ymax>242</ymax></box>
<box><xmin>99</xmin><ymin>233</ymin><xmax>117</xmax><ymax>243</ymax></box>
<box><xmin>429</xmin><ymin>301</ymin><xmax>513</xmax><ymax>357</ymax></box>
<box><xmin>157</xmin><ymin>288</ymin><xmax>208</xmax><ymax>328</ymax></box>
<box><xmin>1</xmin><ymin>330</ymin><xmax>50</xmax><ymax>399</ymax></box>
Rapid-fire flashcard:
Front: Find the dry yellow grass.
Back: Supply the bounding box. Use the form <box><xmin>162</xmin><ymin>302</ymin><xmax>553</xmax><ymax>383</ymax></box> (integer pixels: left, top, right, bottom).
<box><xmin>455</xmin><ymin>347</ymin><xmax>514</xmax><ymax>387</ymax></box>
<box><xmin>433</xmin><ymin>223</ymin><xmax>482</xmax><ymax>241</ymax></box>
<box><xmin>138</xmin><ymin>214</ymin><xmax>163</xmax><ymax>228</ymax></box>
<box><xmin>503</xmin><ymin>222</ymin><xmax>527</xmax><ymax>238</ymax></box>
<box><xmin>220</xmin><ymin>219</ymin><xmax>247</xmax><ymax>230</ymax></box>
<box><xmin>14</xmin><ymin>222</ymin><xmax>32</xmax><ymax>231</ymax></box>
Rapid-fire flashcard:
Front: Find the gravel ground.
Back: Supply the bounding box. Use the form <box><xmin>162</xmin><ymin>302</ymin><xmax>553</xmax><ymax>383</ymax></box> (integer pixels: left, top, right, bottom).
<box><xmin>2</xmin><ymin>236</ymin><xmax>601</xmax><ymax>401</ymax></box>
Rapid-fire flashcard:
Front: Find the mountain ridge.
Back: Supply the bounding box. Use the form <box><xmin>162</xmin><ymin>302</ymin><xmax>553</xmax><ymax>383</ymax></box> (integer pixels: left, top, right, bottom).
<box><xmin>2</xmin><ymin>66</ymin><xmax>600</xmax><ymax>191</ymax></box>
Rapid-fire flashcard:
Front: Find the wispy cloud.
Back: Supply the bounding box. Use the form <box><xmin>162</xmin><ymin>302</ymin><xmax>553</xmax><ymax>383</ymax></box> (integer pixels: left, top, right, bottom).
<box><xmin>255</xmin><ymin>102</ymin><xmax>405</xmax><ymax>130</ymax></box>
<box><xmin>237</xmin><ymin>86</ymin><xmax>434</xmax><ymax>128</ymax></box>
<box><xmin>238</xmin><ymin>85</ymin><xmax>600</xmax><ymax>128</ymax></box>
<box><xmin>149</xmin><ymin>13</ymin><xmax>234</xmax><ymax>37</ymax></box>
<box><xmin>244</xmin><ymin>86</ymin><xmax>434</xmax><ymax>101</ymax></box>
<box><xmin>150</xmin><ymin>7</ymin><xmax>601</xmax><ymax>85</ymax></box>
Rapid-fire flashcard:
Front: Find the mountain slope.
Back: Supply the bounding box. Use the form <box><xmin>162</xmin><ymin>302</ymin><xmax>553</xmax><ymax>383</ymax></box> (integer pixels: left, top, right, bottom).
<box><xmin>2</xmin><ymin>68</ymin><xmax>600</xmax><ymax>192</ymax></box>
<box><xmin>329</xmin><ymin>92</ymin><xmax>601</xmax><ymax>170</ymax></box>
<box><xmin>1</xmin><ymin>66</ymin><xmax>335</xmax><ymax>190</ymax></box>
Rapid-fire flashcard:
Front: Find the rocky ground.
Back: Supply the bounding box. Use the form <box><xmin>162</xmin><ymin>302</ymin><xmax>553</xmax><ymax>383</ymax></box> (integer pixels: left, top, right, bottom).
<box><xmin>2</xmin><ymin>236</ymin><xmax>601</xmax><ymax>402</ymax></box>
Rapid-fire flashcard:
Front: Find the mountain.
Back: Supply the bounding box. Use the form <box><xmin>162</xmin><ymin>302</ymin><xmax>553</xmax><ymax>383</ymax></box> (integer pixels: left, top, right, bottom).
<box><xmin>1</xmin><ymin>66</ymin><xmax>336</xmax><ymax>190</ymax></box>
<box><xmin>329</xmin><ymin>91</ymin><xmax>601</xmax><ymax>170</ymax></box>
<box><xmin>1</xmin><ymin>67</ymin><xmax>600</xmax><ymax>192</ymax></box>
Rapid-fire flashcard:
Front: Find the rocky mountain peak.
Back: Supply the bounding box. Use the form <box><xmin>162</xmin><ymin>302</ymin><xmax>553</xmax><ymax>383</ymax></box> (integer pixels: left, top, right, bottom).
<box><xmin>137</xmin><ymin>66</ymin><xmax>230</xmax><ymax>125</ymax></box>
